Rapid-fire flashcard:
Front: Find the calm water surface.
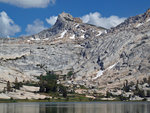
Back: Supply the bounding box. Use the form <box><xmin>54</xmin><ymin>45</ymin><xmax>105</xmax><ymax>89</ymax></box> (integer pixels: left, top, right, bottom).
<box><xmin>0</xmin><ymin>102</ymin><xmax>150</xmax><ymax>113</ymax></box>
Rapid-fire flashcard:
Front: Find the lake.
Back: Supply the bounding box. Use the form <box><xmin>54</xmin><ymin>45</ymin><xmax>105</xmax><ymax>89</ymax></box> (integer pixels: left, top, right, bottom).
<box><xmin>0</xmin><ymin>102</ymin><xmax>150</xmax><ymax>113</ymax></box>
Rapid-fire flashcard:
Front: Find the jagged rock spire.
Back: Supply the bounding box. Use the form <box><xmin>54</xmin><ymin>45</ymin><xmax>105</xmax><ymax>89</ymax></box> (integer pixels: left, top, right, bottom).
<box><xmin>58</xmin><ymin>12</ymin><xmax>74</xmax><ymax>21</ymax></box>
<box><xmin>145</xmin><ymin>8</ymin><xmax>150</xmax><ymax>18</ymax></box>
<box><xmin>56</xmin><ymin>12</ymin><xmax>83</xmax><ymax>24</ymax></box>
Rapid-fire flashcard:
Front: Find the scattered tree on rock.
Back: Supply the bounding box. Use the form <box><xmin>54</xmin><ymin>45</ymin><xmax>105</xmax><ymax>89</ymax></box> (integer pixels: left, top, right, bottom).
<box><xmin>59</xmin><ymin>84</ymin><xmax>67</xmax><ymax>98</ymax></box>
<box><xmin>39</xmin><ymin>72</ymin><xmax>68</xmax><ymax>97</ymax></box>
<box><xmin>123</xmin><ymin>80</ymin><xmax>130</xmax><ymax>92</ymax></box>
<box><xmin>39</xmin><ymin>75</ymin><xmax>45</xmax><ymax>92</ymax></box>
<box><xmin>14</xmin><ymin>77</ymin><xmax>22</xmax><ymax>90</ymax></box>
<box><xmin>7</xmin><ymin>81</ymin><xmax>11</xmax><ymax>92</ymax></box>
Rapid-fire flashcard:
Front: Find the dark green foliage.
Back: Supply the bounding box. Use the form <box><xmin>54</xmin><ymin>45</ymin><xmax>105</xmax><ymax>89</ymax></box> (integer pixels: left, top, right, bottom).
<box><xmin>23</xmin><ymin>80</ymin><xmax>38</xmax><ymax>87</ymax></box>
<box><xmin>80</xmin><ymin>85</ymin><xmax>87</xmax><ymax>89</ymax></box>
<box><xmin>67</xmin><ymin>71</ymin><xmax>73</xmax><ymax>77</ymax></box>
<box><xmin>63</xmin><ymin>75</ymin><xmax>67</xmax><ymax>81</ymax></box>
<box><xmin>40</xmin><ymin>71</ymin><xmax>58</xmax><ymax>81</ymax></box>
<box><xmin>38</xmin><ymin>72</ymin><xmax>68</xmax><ymax>97</ymax></box>
<box><xmin>143</xmin><ymin>77</ymin><xmax>147</xmax><ymax>83</ymax></box>
<box><xmin>137</xmin><ymin>89</ymin><xmax>145</xmax><ymax>97</ymax></box>
<box><xmin>147</xmin><ymin>90</ymin><xmax>150</xmax><ymax>97</ymax></box>
<box><xmin>45</xmin><ymin>81</ymin><xmax>57</xmax><ymax>93</ymax></box>
<box><xmin>119</xmin><ymin>94</ymin><xmax>129</xmax><ymax>101</ymax></box>
<box><xmin>39</xmin><ymin>72</ymin><xmax>58</xmax><ymax>93</ymax></box>
<box><xmin>58</xmin><ymin>84</ymin><xmax>67</xmax><ymax>98</ymax></box>
<box><xmin>14</xmin><ymin>77</ymin><xmax>19</xmax><ymax>89</ymax></box>
<box><xmin>66</xmin><ymin>97</ymin><xmax>69</xmax><ymax>101</ymax></box>
<box><xmin>129</xmin><ymin>81</ymin><xmax>134</xmax><ymax>86</ymax></box>
<box><xmin>135</xmin><ymin>80</ymin><xmax>139</xmax><ymax>90</ymax></box>
<box><xmin>142</xmin><ymin>98</ymin><xmax>147</xmax><ymax>101</ymax></box>
<box><xmin>14</xmin><ymin>77</ymin><xmax>22</xmax><ymax>90</ymax></box>
<box><xmin>7</xmin><ymin>81</ymin><xmax>11</xmax><ymax>92</ymax></box>
<box><xmin>106</xmin><ymin>91</ymin><xmax>112</xmax><ymax>98</ymax></box>
<box><xmin>148</xmin><ymin>76</ymin><xmax>150</xmax><ymax>85</ymax></box>
<box><xmin>39</xmin><ymin>75</ymin><xmax>45</xmax><ymax>92</ymax></box>
<box><xmin>134</xmin><ymin>84</ymin><xmax>145</xmax><ymax>97</ymax></box>
<box><xmin>123</xmin><ymin>80</ymin><xmax>130</xmax><ymax>92</ymax></box>
<box><xmin>134</xmin><ymin>80</ymin><xmax>145</xmax><ymax>97</ymax></box>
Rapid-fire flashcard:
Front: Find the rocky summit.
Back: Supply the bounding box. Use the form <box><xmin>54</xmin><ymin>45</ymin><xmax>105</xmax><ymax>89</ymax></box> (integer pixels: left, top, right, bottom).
<box><xmin>0</xmin><ymin>9</ymin><xmax>150</xmax><ymax>96</ymax></box>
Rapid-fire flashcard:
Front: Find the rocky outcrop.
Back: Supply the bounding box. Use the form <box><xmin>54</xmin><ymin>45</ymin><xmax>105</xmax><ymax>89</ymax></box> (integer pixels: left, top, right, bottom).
<box><xmin>0</xmin><ymin>85</ymin><xmax>50</xmax><ymax>99</ymax></box>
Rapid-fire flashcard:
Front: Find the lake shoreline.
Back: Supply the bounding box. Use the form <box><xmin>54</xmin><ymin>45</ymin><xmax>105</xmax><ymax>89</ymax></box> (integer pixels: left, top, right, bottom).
<box><xmin>0</xmin><ymin>98</ymin><xmax>147</xmax><ymax>103</ymax></box>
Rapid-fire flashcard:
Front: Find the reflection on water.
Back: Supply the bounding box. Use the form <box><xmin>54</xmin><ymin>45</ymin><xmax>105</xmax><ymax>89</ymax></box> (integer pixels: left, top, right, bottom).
<box><xmin>0</xmin><ymin>102</ymin><xmax>150</xmax><ymax>113</ymax></box>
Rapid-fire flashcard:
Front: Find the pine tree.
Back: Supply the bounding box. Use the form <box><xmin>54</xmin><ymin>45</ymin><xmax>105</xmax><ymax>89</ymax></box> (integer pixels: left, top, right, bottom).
<box><xmin>106</xmin><ymin>91</ymin><xmax>111</xmax><ymax>98</ymax></box>
<box><xmin>135</xmin><ymin>80</ymin><xmax>139</xmax><ymax>90</ymax></box>
<box><xmin>7</xmin><ymin>81</ymin><xmax>11</xmax><ymax>92</ymax></box>
<box><xmin>123</xmin><ymin>80</ymin><xmax>130</xmax><ymax>92</ymax></box>
<box><xmin>143</xmin><ymin>77</ymin><xmax>147</xmax><ymax>83</ymax></box>
<box><xmin>39</xmin><ymin>75</ymin><xmax>45</xmax><ymax>92</ymax></box>
<box><xmin>59</xmin><ymin>84</ymin><xmax>67</xmax><ymax>98</ymax></box>
<box><xmin>14</xmin><ymin>77</ymin><xmax>20</xmax><ymax>89</ymax></box>
<box><xmin>148</xmin><ymin>76</ymin><xmax>150</xmax><ymax>85</ymax></box>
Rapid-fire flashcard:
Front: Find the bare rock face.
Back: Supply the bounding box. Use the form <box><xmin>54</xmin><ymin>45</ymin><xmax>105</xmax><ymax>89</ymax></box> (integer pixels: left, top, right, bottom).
<box><xmin>58</xmin><ymin>12</ymin><xmax>82</xmax><ymax>23</ymax></box>
<box><xmin>0</xmin><ymin>10</ymin><xmax>150</xmax><ymax>94</ymax></box>
<box><xmin>73</xmin><ymin>18</ymin><xmax>83</xmax><ymax>23</ymax></box>
<box><xmin>145</xmin><ymin>8</ymin><xmax>150</xmax><ymax>18</ymax></box>
<box><xmin>78</xmin><ymin>9</ymin><xmax>150</xmax><ymax>91</ymax></box>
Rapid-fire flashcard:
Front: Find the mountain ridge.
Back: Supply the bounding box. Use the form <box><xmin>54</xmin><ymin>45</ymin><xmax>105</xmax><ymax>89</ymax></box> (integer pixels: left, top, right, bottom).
<box><xmin>0</xmin><ymin>9</ymin><xmax>150</xmax><ymax>97</ymax></box>
<box><xmin>25</xmin><ymin>12</ymin><xmax>106</xmax><ymax>43</ymax></box>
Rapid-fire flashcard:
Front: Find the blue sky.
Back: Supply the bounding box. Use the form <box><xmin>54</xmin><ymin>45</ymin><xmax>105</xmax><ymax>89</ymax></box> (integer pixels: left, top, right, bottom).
<box><xmin>0</xmin><ymin>0</ymin><xmax>150</xmax><ymax>37</ymax></box>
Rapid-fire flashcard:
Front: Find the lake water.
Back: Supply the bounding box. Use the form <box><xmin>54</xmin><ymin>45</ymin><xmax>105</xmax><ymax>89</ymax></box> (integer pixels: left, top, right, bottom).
<box><xmin>0</xmin><ymin>102</ymin><xmax>150</xmax><ymax>113</ymax></box>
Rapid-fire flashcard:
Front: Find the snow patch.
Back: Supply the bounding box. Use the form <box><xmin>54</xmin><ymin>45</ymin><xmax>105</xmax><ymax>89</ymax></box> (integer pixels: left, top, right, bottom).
<box><xmin>36</xmin><ymin>38</ymin><xmax>40</xmax><ymax>41</ymax></box>
<box><xmin>136</xmin><ymin>23</ymin><xmax>143</xmax><ymax>28</ymax></box>
<box><xmin>27</xmin><ymin>40</ymin><xmax>30</xmax><ymax>42</ymax></box>
<box><xmin>58</xmin><ymin>30</ymin><xmax>67</xmax><ymax>39</ymax></box>
<box><xmin>107</xmin><ymin>63</ymin><xmax>116</xmax><ymax>70</ymax></box>
<box><xmin>93</xmin><ymin>70</ymin><xmax>104</xmax><ymax>80</ymax></box>
<box><xmin>92</xmin><ymin>63</ymin><xmax>116</xmax><ymax>80</ymax></box>
<box><xmin>80</xmin><ymin>35</ymin><xmax>85</xmax><ymax>39</ymax></box>
<box><xmin>96</xmin><ymin>31</ymin><xmax>102</xmax><ymax>36</ymax></box>
<box><xmin>75</xmin><ymin>24</ymin><xmax>79</xmax><ymax>28</ymax></box>
<box><xmin>69</xmin><ymin>34</ymin><xmax>75</xmax><ymax>39</ymax></box>
<box><xmin>30</xmin><ymin>38</ymin><xmax>40</xmax><ymax>41</ymax></box>
<box><xmin>146</xmin><ymin>18</ymin><xmax>150</xmax><ymax>22</ymax></box>
<box><xmin>43</xmin><ymin>38</ymin><xmax>49</xmax><ymax>40</ymax></box>
<box><xmin>30</xmin><ymin>38</ymin><xmax>33</xmax><ymax>40</ymax></box>
<box><xmin>81</xmin><ymin>29</ymin><xmax>85</xmax><ymax>33</ymax></box>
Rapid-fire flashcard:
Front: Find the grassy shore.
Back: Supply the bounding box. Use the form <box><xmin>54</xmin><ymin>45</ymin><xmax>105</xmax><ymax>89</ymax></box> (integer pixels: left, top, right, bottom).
<box><xmin>0</xmin><ymin>93</ymin><xmax>147</xmax><ymax>103</ymax></box>
<box><xmin>0</xmin><ymin>94</ymin><xmax>94</xmax><ymax>103</ymax></box>
<box><xmin>0</xmin><ymin>98</ymin><xmax>91</xmax><ymax>103</ymax></box>
<box><xmin>0</xmin><ymin>99</ymin><xmax>146</xmax><ymax>103</ymax></box>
